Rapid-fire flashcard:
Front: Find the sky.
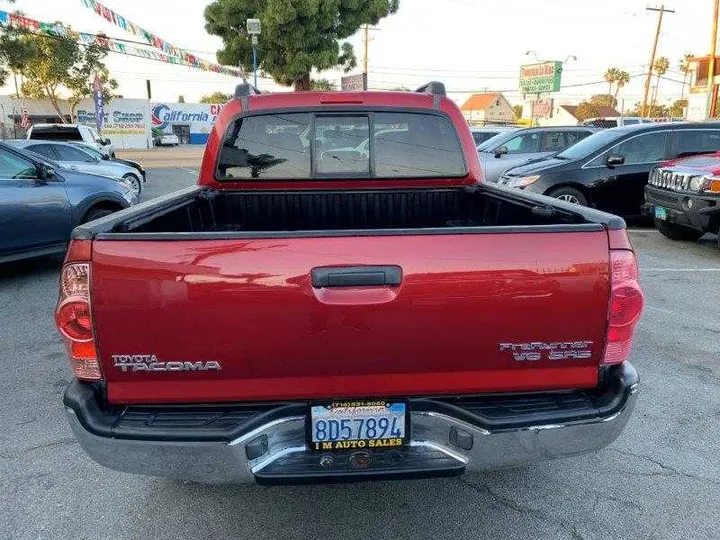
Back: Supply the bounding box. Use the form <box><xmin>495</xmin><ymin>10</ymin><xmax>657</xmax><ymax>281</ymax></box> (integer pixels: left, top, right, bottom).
<box><xmin>0</xmin><ymin>0</ymin><xmax>712</xmax><ymax>108</ymax></box>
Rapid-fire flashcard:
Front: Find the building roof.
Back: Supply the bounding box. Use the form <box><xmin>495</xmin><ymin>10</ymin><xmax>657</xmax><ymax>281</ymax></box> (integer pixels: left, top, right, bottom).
<box><xmin>460</xmin><ymin>93</ymin><xmax>503</xmax><ymax>111</ymax></box>
<box><xmin>560</xmin><ymin>104</ymin><xmax>621</xmax><ymax>119</ymax></box>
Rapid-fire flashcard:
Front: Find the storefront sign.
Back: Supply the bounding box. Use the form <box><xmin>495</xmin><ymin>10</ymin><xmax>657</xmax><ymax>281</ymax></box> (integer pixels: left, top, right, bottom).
<box><xmin>520</xmin><ymin>61</ymin><xmax>562</xmax><ymax>94</ymax></box>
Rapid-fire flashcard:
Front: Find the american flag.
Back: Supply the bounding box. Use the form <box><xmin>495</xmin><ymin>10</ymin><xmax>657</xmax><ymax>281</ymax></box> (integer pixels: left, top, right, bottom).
<box><xmin>20</xmin><ymin>105</ymin><xmax>30</xmax><ymax>129</ymax></box>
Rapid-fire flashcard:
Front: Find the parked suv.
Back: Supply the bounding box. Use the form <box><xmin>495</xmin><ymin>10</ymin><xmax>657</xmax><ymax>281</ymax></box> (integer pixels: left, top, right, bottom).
<box><xmin>27</xmin><ymin>123</ymin><xmax>114</xmax><ymax>158</ymax></box>
<box><xmin>499</xmin><ymin>122</ymin><xmax>720</xmax><ymax>216</ymax></box>
<box><xmin>644</xmin><ymin>151</ymin><xmax>720</xmax><ymax>243</ymax></box>
<box><xmin>477</xmin><ymin>126</ymin><xmax>597</xmax><ymax>182</ymax></box>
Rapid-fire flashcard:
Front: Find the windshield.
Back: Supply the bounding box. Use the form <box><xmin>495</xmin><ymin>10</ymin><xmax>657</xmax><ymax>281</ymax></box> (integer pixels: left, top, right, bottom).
<box><xmin>477</xmin><ymin>131</ymin><xmax>520</xmax><ymax>151</ymax></box>
<box><xmin>72</xmin><ymin>143</ymin><xmax>103</xmax><ymax>159</ymax></box>
<box><xmin>555</xmin><ymin>129</ymin><xmax>625</xmax><ymax>160</ymax></box>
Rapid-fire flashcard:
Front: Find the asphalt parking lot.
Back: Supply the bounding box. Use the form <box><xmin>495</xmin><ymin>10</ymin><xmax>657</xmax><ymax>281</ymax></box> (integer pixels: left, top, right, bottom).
<box><xmin>1</xmin><ymin>148</ymin><xmax>719</xmax><ymax>540</ymax></box>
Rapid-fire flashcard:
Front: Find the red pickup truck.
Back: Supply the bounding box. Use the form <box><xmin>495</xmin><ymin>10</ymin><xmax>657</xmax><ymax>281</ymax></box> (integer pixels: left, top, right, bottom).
<box><xmin>57</xmin><ymin>83</ymin><xmax>643</xmax><ymax>484</ymax></box>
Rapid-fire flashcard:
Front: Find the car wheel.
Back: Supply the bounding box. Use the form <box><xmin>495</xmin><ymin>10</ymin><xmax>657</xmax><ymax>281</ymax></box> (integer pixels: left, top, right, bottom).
<box><xmin>122</xmin><ymin>173</ymin><xmax>142</xmax><ymax>197</ymax></box>
<box><xmin>82</xmin><ymin>208</ymin><xmax>114</xmax><ymax>224</ymax></box>
<box><xmin>547</xmin><ymin>186</ymin><xmax>588</xmax><ymax>206</ymax></box>
<box><xmin>654</xmin><ymin>218</ymin><xmax>704</xmax><ymax>241</ymax></box>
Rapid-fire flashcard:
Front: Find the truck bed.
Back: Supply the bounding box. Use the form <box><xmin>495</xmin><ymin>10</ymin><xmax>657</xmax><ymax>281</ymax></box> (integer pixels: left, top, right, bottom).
<box><xmin>73</xmin><ymin>184</ymin><xmax>625</xmax><ymax>239</ymax></box>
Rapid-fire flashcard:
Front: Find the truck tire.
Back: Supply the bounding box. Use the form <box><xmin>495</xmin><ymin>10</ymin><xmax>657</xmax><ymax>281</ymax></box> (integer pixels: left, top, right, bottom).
<box><xmin>654</xmin><ymin>218</ymin><xmax>704</xmax><ymax>241</ymax></box>
<box><xmin>82</xmin><ymin>208</ymin><xmax>114</xmax><ymax>224</ymax></box>
<box><xmin>547</xmin><ymin>186</ymin><xmax>588</xmax><ymax>206</ymax></box>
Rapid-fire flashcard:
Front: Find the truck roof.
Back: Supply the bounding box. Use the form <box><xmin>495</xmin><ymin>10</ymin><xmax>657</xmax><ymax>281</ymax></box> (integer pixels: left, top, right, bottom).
<box><xmin>198</xmin><ymin>82</ymin><xmax>483</xmax><ymax>190</ymax></box>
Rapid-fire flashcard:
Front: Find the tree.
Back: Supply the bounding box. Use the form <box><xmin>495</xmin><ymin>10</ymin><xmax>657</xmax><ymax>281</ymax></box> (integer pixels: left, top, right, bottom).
<box><xmin>614</xmin><ymin>70</ymin><xmax>630</xmax><ymax>100</ymax></box>
<box><xmin>629</xmin><ymin>102</ymin><xmax>668</xmax><ymax>118</ymax></box>
<box><xmin>19</xmin><ymin>29</ymin><xmax>117</xmax><ymax>122</ymax></box>
<box><xmin>512</xmin><ymin>104</ymin><xmax>523</xmax><ymax>120</ymax></box>
<box><xmin>590</xmin><ymin>94</ymin><xmax>617</xmax><ymax>108</ymax></box>
<box><xmin>679</xmin><ymin>53</ymin><xmax>693</xmax><ymax>99</ymax></box>
<box><xmin>199</xmin><ymin>91</ymin><xmax>232</xmax><ymax>104</ymax></box>
<box><xmin>204</xmin><ymin>0</ymin><xmax>400</xmax><ymax>91</ymax></box>
<box><xmin>669</xmin><ymin>99</ymin><xmax>688</xmax><ymax>118</ymax></box>
<box><xmin>310</xmin><ymin>78</ymin><xmax>335</xmax><ymax>91</ymax></box>
<box><xmin>604</xmin><ymin>67</ymin><xmax>621</xmax><ymax>95</ymax></box>
<box><xmin>574</xmin><ymin>102</ymin><xmax>600</xmax><ymax>122</ymax></box>
<box><xmin>651</xmin><ymin>56</ymin><xmax>670</xmax><ymax>106</ymax></box>
<box><xmin>178</xmin><ymin>95</ymin><xmax>185</xmax><ymax>103</ymax></box>
<box><xmin>0</xmin><ymin>25</ymin><xmax>35</xmax><ymax>95</ymax></box>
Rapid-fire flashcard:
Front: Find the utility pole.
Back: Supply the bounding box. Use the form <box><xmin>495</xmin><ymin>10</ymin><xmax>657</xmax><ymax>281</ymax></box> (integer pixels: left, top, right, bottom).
<box><xmin>363</xmin><ymin>24</ymin><xmax>369</xmax><ymax>90</ymax></box>
<box><xmin>708</xmin><ymin>0</ymin><xmax>719</xmax><ymax>118</ymax></box>
<box><xmin>642</xmin><ymin>5</ymin><xmax>675</xmax><ymax>117</ymax></box>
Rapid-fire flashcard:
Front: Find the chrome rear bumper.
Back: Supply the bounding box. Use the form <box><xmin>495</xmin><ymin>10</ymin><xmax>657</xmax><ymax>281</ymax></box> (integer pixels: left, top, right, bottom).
<box><xmin>65</xmin><ymin>363</ymin><xmax>638</xmax><ymax>484</ymax></box>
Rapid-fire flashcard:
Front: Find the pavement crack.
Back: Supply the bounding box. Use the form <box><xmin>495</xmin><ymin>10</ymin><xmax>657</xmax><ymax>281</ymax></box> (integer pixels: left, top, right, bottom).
<box><xmin>457</xmin><ymin>477</ymin><xmax>587</xmax><ymax>539</ymax></box>
<box><xmin>609</xmin><ymin>448</ymin><xmax>720</xmax><ymax>485</ymax></box>
<box><xmin>0</xmin><ymin>437</ymin><xmax>77</xmax><ymax>459</ymax></box>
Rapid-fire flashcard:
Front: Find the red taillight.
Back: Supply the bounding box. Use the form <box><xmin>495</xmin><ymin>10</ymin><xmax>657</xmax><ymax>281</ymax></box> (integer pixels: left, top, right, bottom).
<box><xmin>603</xmin><ymin>250</ymin><xmax>644</xmax><ymax>365</ymax></box>
<box><xmin>55</xmin><ymin>262</ymin><xmax>102</xmax><ymax>380</ymax></box>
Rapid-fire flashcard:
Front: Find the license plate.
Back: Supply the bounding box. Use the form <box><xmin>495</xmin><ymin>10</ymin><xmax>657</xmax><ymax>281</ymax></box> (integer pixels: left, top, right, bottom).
<box><xmin>654</xmin><ymin>206</ymin><xmax>668</xmax><ymax>220</ymax></box>
<box><xmin>309</xmin><ymin>400</ymin><xmax>407</xmax><ymax>451</ymax></box>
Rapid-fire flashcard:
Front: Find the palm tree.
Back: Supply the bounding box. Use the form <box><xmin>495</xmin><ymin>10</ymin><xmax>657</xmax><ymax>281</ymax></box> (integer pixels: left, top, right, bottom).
<box><xmin>614</xmin><ymin>70</ymin><xmax>631</xmax><ymax>101</ymax></box>
<box><xmin>679</xmin><ymin>53</ymin><xmax>693</xmax><ymax>99</ymax></box>
<box><xmin>652</xmin><ymin>57</ymin><xmax>670</xmax><ymax>107</ymax></box>
<box><xmin>604</xmin><ymin>67</ymin><xmax>621</xmax><ymax>96</ymax></box>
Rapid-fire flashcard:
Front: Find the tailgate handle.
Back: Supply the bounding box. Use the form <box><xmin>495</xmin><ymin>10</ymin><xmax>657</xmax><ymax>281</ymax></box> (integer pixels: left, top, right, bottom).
<box><xmin>311</xmin><ymin>266</ymin><xmax>402</xmax><ymax>288</ymax></box>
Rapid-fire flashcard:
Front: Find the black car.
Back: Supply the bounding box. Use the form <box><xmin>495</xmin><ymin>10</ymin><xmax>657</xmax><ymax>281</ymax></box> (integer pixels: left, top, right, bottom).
<box><xmin>498</xmin><ymin>122</ymin><xmax>720</xmax><ymax>216</ymax></box>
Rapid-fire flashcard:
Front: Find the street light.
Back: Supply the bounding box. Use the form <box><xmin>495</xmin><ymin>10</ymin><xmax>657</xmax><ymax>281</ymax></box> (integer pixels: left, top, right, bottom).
<box><xmin>246</xmin><ymin>18</ymin><xmax>261</xmax><ymax>89</ymax></box>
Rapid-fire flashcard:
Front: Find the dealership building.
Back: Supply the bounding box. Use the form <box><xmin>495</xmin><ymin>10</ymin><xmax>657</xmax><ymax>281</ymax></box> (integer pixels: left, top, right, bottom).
<box><xmin>0</xmin><ymin>96</ymin><xmax>224</xmax><ymax>149</ymax></box>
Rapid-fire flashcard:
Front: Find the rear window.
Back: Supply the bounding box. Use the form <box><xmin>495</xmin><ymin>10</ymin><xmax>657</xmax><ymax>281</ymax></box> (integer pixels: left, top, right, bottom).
<box><xmin>217</xmin><ymin>111</ymin><xmax>466</xmax><ymax>180</ymax></box>
<box><xmin>29</xmin><ymin>127</ymin><xmax>83</xmax><ymax>141</ymax></box>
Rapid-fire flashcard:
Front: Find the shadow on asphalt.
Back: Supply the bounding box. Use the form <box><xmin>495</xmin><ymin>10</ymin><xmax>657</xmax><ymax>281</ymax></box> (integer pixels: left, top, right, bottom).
<box><xmin>0</xmin><ymin>255</ymin><xmax>63</xmax><ymax>282</ymax></box>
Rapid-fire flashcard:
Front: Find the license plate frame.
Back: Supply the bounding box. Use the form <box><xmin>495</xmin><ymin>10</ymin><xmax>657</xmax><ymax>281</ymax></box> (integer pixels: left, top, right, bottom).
<box><xmin>654</xmin><ymin>206</ymin><xmax>668</xmax><ymax>220</ymax></box>
<box><xmin>307</xmin><ymin>400</ymin><xmax>409</xmax><ymax>452</ymax></box>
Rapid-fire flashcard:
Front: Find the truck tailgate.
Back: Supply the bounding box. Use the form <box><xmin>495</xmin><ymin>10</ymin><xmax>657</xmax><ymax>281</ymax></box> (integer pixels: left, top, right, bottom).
<box><xmin>91</xmin><ymin>231</ymin><xmax>611</xmax><ymax>404</ymax></box>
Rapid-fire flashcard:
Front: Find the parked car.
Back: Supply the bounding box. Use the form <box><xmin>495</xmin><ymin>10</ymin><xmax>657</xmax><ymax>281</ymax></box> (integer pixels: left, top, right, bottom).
<box><xmin>7</xmin><ymin>140</ymin><xmax>143</xmax><ymax>196</ymax></box>
<box><xmin>27</xmin><ymin>123</ymin><xmax>114</xmax><ymax>158</ymax></box>
<box><xmin>581</xmin><ymin>117</ymin><xmax>655</xmax><ymax>128</ymax></box>
<box><xmin>0</xmin><ymin>142</ymin><xmax>137</xmax><ymax>264</ymax></box>
<box><xmin>498</xmin><ymin>122</ymin><xmax>720</xmax><ymax>216</ymax></box>
<box><xmin>59</xmin><ymin>82</ymin><xmax>642</xmax><ymax>484</ymax></box>
<box><xmin>68</xmin><ymin>141</ymin><xmax>146</xmax><ymax>185</ymax></box>
<box><xmin>154</xmin><ymin>132</ymin><xmax>180</xmax><ymax>146</ymax></box>
<box><xmin>644</xmin><ymin>152</ymin><xmax>720</xmax><ymax>242</ymax></box>
<box><xmin>477</xmin><ymin>126</ymin><xmax>597</xmax><ymax>183</ymax></box>
<box><xmin>470</xmin><ymin>125</ymin><xmax>519</xmax><ymax>146</ymax></box>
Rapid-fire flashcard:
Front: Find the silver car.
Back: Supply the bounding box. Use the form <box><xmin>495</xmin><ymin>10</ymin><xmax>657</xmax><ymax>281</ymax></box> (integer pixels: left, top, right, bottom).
<box><xmin>6</xmin><ymin>140</ymin><xmax>143</xmax><ymax>196</ymax></box>
<box><xmin>477</xmin><ymin>126</ymin><xmax>598</xmax><ymax>183</ymax></box>
<box><xmin>470</xmin><ymin>126</ymin><xmax>520</xmax><ymax>147</ymax></box>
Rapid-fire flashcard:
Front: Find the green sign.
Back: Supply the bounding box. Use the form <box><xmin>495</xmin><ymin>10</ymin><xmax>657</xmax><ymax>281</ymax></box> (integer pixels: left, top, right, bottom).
<box><xmin>519</xmin><ymin>61</ymin><xmax>562</xmax><ymax>94</ymax></box>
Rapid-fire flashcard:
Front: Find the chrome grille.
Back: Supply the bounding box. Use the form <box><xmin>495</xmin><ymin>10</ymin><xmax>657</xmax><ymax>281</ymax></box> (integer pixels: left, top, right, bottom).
<box><xmin>649</xmin><ymin>168</ymin><xmax>691</xmax><ymax>192</ymax></box>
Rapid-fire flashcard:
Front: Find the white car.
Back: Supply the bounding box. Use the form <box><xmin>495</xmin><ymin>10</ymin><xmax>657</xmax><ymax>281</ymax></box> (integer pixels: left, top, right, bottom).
<box><xmin>8</xmin><ymin>139</ymin><xmax>143</xmax><ymax>196</ymax></box>
<box><xmin>27</xmin><ymin>123</ymin><xmax>115</xmax><ymax>158</ymax></box>
<box><xmin>154</xmin><ymin>132</ymin><xmax>180</xmax><ymax>146</ymax></box>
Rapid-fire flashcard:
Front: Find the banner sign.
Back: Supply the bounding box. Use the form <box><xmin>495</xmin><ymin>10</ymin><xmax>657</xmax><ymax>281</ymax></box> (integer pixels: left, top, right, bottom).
<box><xmin>78</xmin><ymin>0</ymin><xmax>240</xmax><ymax>76</ymax></box>
<box><xmin>341</xmin><ymin>73</ymin><xmax>367</xmax><ymax>91</ymax></box>
<box><xmin>519</xmin><ymin>61</ymin><xmax>562</xmax><ymax>94</ymax></box>
<box><xmin>531</xmin><ymin>99</ymin><xmax>553</xmax><ymax>118</ymax></box>
<box><xmin>0</xmin><ymin>10</ymin><xmax>242</xmax><ymax>77</ymax></box>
